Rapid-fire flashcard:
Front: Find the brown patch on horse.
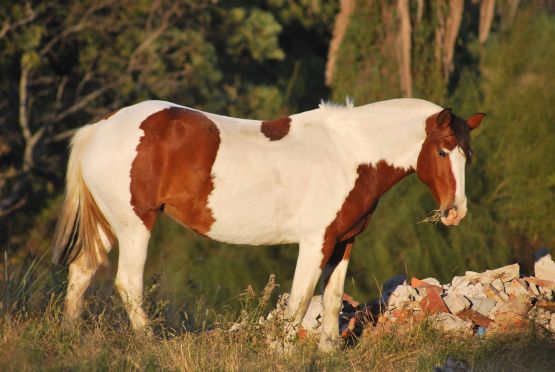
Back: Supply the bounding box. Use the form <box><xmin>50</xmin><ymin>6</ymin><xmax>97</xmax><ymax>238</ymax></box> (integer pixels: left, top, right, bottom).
<box><xmin>101</xmin><ymin>109</ymin><xmax>119</xmax><ymax>121</ymax></box>
<box><xmin>320</xmin><ymin>161</ymin><xmax>413</xmax><ymax>268</ymax></box>
<box><xmin>416</xmin><ymin>110</ymin><xmax>462</xmax><ymax>208</ymax></box>
<box><xmin>260</xmin><ymin>117</ymin><xmax>291</xmax><ymax>141</ymax></box>
<box><xmin>130</xmin><ymin>107</ymin><xmax>220</xmax><ymax>233</ymax></box>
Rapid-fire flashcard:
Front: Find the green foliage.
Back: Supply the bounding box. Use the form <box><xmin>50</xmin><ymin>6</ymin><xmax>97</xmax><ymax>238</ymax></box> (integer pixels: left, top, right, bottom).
<box><xmin>344</xmin><ymin>6</ymin><xmax>555</xmax><ymax>298</ymax></box>
<box><xmin>331</xmin><ymin>0</ymin><xmax>401</xmax><ymax>103</ymax></box>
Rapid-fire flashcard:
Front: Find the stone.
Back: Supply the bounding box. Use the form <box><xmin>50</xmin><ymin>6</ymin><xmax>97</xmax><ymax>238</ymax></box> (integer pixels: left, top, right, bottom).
<box><xmin>430</xmin><ymin>313</ymin><xmax>473</xmax><ymax>336</ymax></box>
<box><xmin>465</xmin><ymin>263</ymin><xmax>520</xmax><ymax>284</ymax></box>
<box><xmin>505</xmin><ymin>279</ymin><xmax>530</xmax><ymax>298</ymax></box>
<box><xmin>524</xmin><ymin>277</ymin><xmax>555</xmax><ymax>290</ymax></box>
<box><xmin>468</xmin><ymin>297</ymin><xmax>496</xmax><ymax>317</ymax></box>
<box><xmin>491</xmin><ymin>278</ymin><xmax>505</xmax><ymax>292</ymax></box>
<box><xmin>434</xmin><ymin>356</ymin><xmax>471</xmax><ymax>372</ymax></box>
<box><xmin>443</xmin><ymin>293</ymin><xmax>471</xmax><ymax>315</ymax></box>
<box><xmin>535</xmin><ymin>248</ymin><xmax>555</xmax><ymax>282</ymax></box>
<box><xmin>451</xmin><ymin>276</ymin><xmax>469</xmax><ymax>288</ymax></box>
<box><xmin>484</xmin><ymin>283</ymin><xmax>509</xmax><ymax>302</ymax></box>
<box><xmin>493</xmin><ymin>295</ymin><xmax>532</xmax><ymax>326</ymax></box>
<box><xmin>387</xmin><ymin>284</ymin><xmax>415</xmax><ymax>310</ymax></box>
<box><xmin>451</xmin><ymin>282</ymin><xmax>485</xmax><ymax>299</ymax></box>
<box><xmin>422</xmin><ymin>277</ymin><xmax>442</xmax><ymax>287</ymax></box>
<box><xmin>381</xmin><ymin>274</ymin><xmax>407</xmax><ymax>306</ymax></box>
<box><xmin>550</xmin><ymin>313</ymin><xmax>555</xmax><ymax>333</ymax></box>
<box><xmin>536</xmin><ymin>300</ymin><xmax>555</xmax><ymax>312</ymax></box>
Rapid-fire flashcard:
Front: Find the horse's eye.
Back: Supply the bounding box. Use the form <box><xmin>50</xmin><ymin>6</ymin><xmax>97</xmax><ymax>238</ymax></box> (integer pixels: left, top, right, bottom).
<box><xmin>438</xmin><ymin>149</ymin><xmax>448</xmax><ymax>158</ymax></box>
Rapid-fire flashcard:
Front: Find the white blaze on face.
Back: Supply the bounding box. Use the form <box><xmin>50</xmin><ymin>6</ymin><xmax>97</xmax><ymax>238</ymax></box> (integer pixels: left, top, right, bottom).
<box><xmin>449</xmin><ymin>146</ymin><xmax>467</xmax><ymax>219</ymax></box>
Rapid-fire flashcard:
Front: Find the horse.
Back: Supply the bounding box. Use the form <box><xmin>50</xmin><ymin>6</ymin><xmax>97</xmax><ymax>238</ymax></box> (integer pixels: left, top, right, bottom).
<box><xmin>52</xmin><ymin>98</ymin><xmax>484</xmax><ymax>351</ymax></box>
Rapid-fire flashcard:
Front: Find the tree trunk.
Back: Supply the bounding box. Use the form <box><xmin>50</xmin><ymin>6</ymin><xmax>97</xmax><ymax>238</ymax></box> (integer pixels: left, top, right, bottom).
<box><xmin>396</xmin><ymin>0</ymin><xmax>412</xmax><ymax>97</ymax></box>
<box><xmin>325</xmin><ymin>0</ymin><xmax>355</xmax><ymax>86</ymax></box>
<box><xmin>479</xmin><ymin>0</ymin><xmax>496</xmax><ymax>44</ymax></box>
<box><xmin>443</xmin><ymin>0</ymin><xmax>464</xmax><ymax>80</ymax></box>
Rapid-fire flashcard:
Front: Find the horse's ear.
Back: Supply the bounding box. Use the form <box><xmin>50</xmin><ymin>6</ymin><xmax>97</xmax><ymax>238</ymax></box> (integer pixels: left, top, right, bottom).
<box><xmin>436</xmin><ymin>108</ymin><xmax>452</xmax><ymax>128</ymax></box>
<box><xmin>467</xmin><ymin>113</ymin><xmax>485</xmax><ymax>131</ymax></box>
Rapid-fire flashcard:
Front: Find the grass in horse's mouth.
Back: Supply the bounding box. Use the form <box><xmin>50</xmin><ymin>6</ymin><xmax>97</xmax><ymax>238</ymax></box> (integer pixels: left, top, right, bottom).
<box><xmin>418</xmin><ymin>209</ymin><xmax>442</xmax><ymax>224</ymax></box>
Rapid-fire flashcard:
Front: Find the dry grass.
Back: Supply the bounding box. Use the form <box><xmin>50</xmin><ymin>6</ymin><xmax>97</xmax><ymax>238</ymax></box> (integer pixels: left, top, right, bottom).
<box><xmin>1</xmin><ymin>257</ymin><xmax>554</xmax><ymax>371</ymax></box>
<box><xmin>1</xmin><ymin>305</ymin><xmax>554</xmax><ymax>371</ymax></box>
<box><xmin>1</xmin><ymin>289</ymin><xmax>555</xmax><ymax>371</ymax></box>
<box><xmin>418</xmin><ymin>209</ymin><xmax>443</xmax><ymax>225</ymax></box>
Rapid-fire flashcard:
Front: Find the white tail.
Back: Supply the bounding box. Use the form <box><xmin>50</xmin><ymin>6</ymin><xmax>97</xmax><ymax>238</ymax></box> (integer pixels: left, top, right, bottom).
<box><xmin>52</xmin><ymin>124</ymin><xmax>116</xmax><ymax>268</ymax></box>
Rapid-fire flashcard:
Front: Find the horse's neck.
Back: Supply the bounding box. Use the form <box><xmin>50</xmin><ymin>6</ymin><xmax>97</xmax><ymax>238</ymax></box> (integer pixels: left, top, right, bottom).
<box><xmin>296</xmin><ymin>101</ymin><xmax>435</xmax><ymax>171</ymax></box>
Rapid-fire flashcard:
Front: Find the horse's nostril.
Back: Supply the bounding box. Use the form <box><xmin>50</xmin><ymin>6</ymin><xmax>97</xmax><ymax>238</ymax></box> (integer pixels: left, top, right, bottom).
<box><xmin>443</xmin><ymin>206</ymin><xmax>458</xmax><ymax>218</ymax></box>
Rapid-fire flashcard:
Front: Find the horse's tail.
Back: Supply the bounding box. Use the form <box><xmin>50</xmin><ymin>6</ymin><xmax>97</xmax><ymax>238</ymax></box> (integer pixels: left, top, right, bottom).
<box><xmin>52</xmin><ymin>124</ymin><xmax>116</xmax><ymax>267</ymax></box>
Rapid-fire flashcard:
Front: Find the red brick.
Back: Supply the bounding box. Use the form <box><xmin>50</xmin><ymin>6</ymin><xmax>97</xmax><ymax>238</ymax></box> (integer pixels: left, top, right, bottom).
<box><xmin>419</xmin><ymin>287</ymin><xmax>449</xmax><ymax>314</ymax></box>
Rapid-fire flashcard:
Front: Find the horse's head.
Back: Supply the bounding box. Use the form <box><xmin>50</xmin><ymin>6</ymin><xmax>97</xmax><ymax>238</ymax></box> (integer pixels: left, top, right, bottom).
<box><xmin>416</xmin><ymin>109</ymin><xmax>485</xmax><ymax>226</ymax></box>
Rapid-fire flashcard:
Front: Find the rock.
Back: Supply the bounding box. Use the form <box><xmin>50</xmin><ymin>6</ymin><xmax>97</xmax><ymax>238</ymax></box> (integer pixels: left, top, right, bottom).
<box><xmin>450</xmin><ymin>282</ymin><xmax>485</xmax><ymax>299</ymax></box>
<box><xmin>434</xmin><ymin>356</ymin><xmax>471</xmax><ymax>372</ymax></box>
<box><xmin>484</xmin><ymin>283</ymin><xmax>509</xmax><ymax>302</ymax></box>
<box><xmin>493</xmin><ymin>295</ymin><xmax>532</xmax><ymax>326</ymax></box>
<box><xmin>423</xmin><ymin>277</ymin><xmax>442</xmax><ymax>287</ymax></box>
<box><xmin>524</xmin><ymin>277</ymin><xmax>555</xmax><ymax>290</ymax></box>
<box><xmin>536</xmin><ymin>300</ymin><xmax>555</xmax><ymax>312</ymax></box>
<box><xmin>381</xmin><ymin>274</ymin><xmax>407</xmax><ymax>306</ymax></box>
<box><xmin>443</xmin><ymin>293</ymin><xmax>471</xmax><ymax>315</ymax></box>
<box><xmin>387</xmin><ymin>284</ymin><xmax>418</xmax><ymax>309</ymax></box>
<box><xmin>468</xmin><ymin>297</ymin><xmax>496</xmax><ymax>317</ymax></box>
<box><xmin>491</xmin><ymin>279</ymin><xmax>505</xmax><ymax>292</ymax></box>
<box><xmin>451</xmin><ymin>276</ymin><xmax>469</xmax><ymax>288</ymax></box>
<box><xmin>505</xmin><ymin>279</ymin><xmax>530</xmax><ymax>298</ymax></box>
<box><xmin>535</xmin><ymin>248</ymin><xmax>555</xmax><ymax>282</ymax></box>
<box><xmin>430</xmin><ymin>313</ymin><xmax>473</xmax><ymax>336</ymax></box>
<box><xmin>465</xmin><ymin>264</ymin><xmax>519</xmax><ymax>284</ymax></box>
<box><xmin>550</xmin><ymin>313</ymin><xmax>555</xmax><ymax>333</ymax></box>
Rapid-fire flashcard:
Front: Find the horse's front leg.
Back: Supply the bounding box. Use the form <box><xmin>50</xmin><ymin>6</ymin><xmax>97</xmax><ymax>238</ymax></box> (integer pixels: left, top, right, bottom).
<box><xmin>278</xmin><ymin>233</ymin><xmax>331</xmax><ymax>352</ymax></box>
<box><xmin>319</xmin><ymin>238</ymin><xmax>354</xmax><ymax>352</ymax></box>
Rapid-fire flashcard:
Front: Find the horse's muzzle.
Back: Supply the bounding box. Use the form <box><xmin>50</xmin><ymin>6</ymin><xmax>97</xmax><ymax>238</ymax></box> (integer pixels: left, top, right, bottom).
<box><xmin>441</xmin><ymin>205</ymin><xmax>465</xmax><ymax>226</ymax></box>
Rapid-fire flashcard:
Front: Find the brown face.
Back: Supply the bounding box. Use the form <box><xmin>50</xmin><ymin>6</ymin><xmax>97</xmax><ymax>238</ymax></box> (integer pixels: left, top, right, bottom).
<box><xmin>416</xmin><ymin>109</ymin><xmax>485</xmax><ymax>226</ymax></box>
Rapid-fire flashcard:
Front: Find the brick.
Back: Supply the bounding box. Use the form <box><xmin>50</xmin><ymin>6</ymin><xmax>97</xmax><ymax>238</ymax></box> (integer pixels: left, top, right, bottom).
<box><xmin>419</xmin><ymin>287</ymin><xmax>449</xmax><ymax>314</ymax></box>
<box><xmin>458</xmin><ymin>308</ymin><xmax>494</xmax><ymax>328</ymax></box>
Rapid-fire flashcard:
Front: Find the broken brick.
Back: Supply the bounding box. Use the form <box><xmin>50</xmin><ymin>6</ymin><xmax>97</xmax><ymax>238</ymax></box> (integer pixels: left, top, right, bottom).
<box><xmin>458</xmin><ymin>309</ymin><xmax>494</xmax><ymax>328</ymax></box>
<box><xmin>420</xmin><ymin>287</ymin><xmax>449</xmax><ymax>314</ymax></box>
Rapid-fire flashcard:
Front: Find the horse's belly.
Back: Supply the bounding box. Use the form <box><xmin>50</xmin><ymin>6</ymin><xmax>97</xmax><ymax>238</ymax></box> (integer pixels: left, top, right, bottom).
<box><xmin>206</xmin><ymin>187</ymin><xmax>301</xmax><ymax>245</ymax></box>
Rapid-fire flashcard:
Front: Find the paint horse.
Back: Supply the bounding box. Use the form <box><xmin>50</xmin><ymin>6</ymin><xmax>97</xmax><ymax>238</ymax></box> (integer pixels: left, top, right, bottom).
<box><xmin>52</xmin><ymin>98</ymin><xmax>484</xmax><ymax>351</ymax></box>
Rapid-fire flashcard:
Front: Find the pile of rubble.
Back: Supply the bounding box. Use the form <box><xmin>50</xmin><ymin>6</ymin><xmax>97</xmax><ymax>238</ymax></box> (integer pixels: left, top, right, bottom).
<box><xmin>299</xmin><ymin>248</ymin><xmax>555</xmax><ymax>339</ymax></box>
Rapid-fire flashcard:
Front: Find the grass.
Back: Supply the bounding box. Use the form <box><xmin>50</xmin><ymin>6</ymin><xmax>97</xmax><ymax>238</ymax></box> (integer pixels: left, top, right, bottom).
<box><xmin>1</xmin><ymin>257</ymin><xmax>554</xmax><ymax>371</ymax></box>
<box><xmin>417</xmin><ymin>209</ymin><xmax>443</xmax><ymax>225</ymax></box>
<box><xmin>1</xmin><ymin>301</ymin><xmax>554</xmax><ymax>371</ymax></box>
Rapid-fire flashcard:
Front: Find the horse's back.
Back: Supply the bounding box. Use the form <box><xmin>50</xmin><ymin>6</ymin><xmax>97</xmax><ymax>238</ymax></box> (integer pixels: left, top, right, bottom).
<box><xmin>77</xmin><ymin>100</ymin><xmax>359</xmax><ymax>246</ymax></box>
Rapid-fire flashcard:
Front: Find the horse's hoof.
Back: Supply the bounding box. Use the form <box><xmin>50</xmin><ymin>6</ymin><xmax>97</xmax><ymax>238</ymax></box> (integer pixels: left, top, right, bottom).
<box><xmin>318</xmin><ymin>337</ymin><xmax>339</xmax><ymax>353</ymax></box>
<box><xmin>269</xmin><ymin>340</ymin><xmax>295</xmax><ymax>356</ymax></box>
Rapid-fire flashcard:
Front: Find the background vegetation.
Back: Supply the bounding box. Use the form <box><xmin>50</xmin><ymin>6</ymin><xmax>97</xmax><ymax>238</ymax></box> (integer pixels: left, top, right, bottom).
<box><xmin>1</xmin><ymin>2</ymin><xmax>554</xmax><ymax>365</ymax></box>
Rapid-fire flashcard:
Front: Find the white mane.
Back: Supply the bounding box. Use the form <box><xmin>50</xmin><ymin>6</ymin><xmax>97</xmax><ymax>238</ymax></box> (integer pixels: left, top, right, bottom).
<box><xmin>318</xmin><ymin>96</ymin><xmax>355</xmax><ymax>110</ymax></box>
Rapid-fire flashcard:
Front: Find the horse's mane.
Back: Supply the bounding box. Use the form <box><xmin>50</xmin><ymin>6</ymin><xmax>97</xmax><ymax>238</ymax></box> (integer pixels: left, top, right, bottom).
<box><xmin>450</xmin><ymin>115</ymin><xmax>473</xmax><ymax>164</ymax></box>
<box><xmin>318</xmin><ymin>96</ymin><xmax>355</xmax><ymax>110</ymax></box>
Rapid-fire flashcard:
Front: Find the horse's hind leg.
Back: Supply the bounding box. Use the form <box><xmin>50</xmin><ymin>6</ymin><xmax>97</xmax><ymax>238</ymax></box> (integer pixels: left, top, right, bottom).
<box><xmin>319</xmin><ymin>239</ymin><xmax>353</xmax><ymax>351</ymax></box>
<box><xmin>64</xmin><ymin>231</ymin><xmax>113</xmax><ymax>325</ymax></box>
<box><xmin>114</xmin><ymin>223</ymin><xmax>151</xmax><ymax>332</ymax></box>
<box><xmin>64</xmin><ymin>254</ymin><xmax>99</xmax><ymax>325</ymax></box>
